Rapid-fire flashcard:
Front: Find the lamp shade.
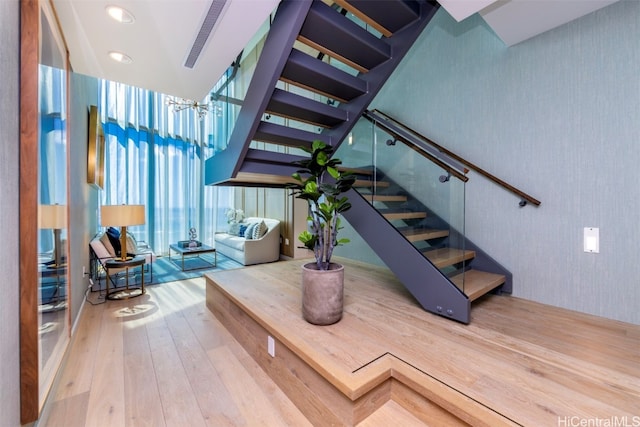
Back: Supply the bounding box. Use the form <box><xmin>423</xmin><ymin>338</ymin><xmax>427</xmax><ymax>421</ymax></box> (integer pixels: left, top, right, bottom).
<box><xmin>38</xmin><ymin>204</ymin><xmax>67</xmax><ymax>229</ymax></box>
<box><xmin>101</xmin><ymin>204</ymin><xmax>145</xmax><ymax>227</ymax></box>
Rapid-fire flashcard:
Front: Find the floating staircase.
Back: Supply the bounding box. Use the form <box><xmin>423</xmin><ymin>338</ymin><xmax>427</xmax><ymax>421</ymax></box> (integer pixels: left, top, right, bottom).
<box><xmin>346</xmin><ymin>167</ymin><xmax>510</xmax><ymax>306</ymax></box>
<box><xmin>204</xmin><ymin>0</ymin><xmax>511</xmax><ymax>323</ymax></box>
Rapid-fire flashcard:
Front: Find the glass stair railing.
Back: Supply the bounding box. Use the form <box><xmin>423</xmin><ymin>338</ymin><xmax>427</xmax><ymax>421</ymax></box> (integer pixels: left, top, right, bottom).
<box><xmin>337</xmin><ymin>113</ymin><xmax>509</xmax><ymax>301</ymax></box>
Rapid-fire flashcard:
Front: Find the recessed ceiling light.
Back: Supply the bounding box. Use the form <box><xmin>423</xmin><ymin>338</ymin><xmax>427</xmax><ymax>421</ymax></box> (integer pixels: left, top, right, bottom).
<box><xmin>105</xmin><ymin>5</ymin><xmax>135</xmax><ymax>24</ymax></box>
<box><xmin>108</xmin><ymin>51</ymin><xmax>133</xmax><ymax>64</ymax></box>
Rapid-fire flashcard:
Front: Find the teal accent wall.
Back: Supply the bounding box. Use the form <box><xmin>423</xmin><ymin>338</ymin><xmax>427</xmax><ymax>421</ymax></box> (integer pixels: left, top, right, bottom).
<box><xmin>364</xmin><ymin>1</ymin><xmax>639</xmax><ymax>324</ymax></box>
<box><xmin>68</xmin><ymin>72</ymin><xmax>100</xmax><ymax>326</ymax></box>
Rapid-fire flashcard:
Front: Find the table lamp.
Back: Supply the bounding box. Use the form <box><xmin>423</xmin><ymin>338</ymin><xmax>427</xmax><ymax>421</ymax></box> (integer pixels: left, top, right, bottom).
<box><xmin>100</xmin><ymin>204</ymin><xmax>145</xmax><ymax>261</ymax></box>
<box><xmin>38</xmin><ymin>204</ymin><xmax>67</xmax><ymax>268</ymax></box>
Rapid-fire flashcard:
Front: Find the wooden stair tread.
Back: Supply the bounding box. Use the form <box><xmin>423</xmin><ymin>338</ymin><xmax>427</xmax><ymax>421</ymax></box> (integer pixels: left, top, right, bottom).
<box><xmin>450</xmin><ymin>270</ymin><xmax>506</xmax><ymax>302</ymax></box>
<box><xmin>382</xmin><ymin>211</ymin><xmax>427</xmax><ymax>221</ymax></box>
<box><xmin>364</xmin><ymin>194</ymin><xmax>407</xmax><ymax>202</ymax></box>
<box><xmin>231</xmin><ymin>173</ymin><xmax>296</xmax><ymax>186</ymax></box>
<box><xmin>423</xmin><ymin>247</ymin><xmax>475</xmax><ymax>269</ymax></box>
<box><xmin>338</xmin><ymin>166</ymin><xmax>373</xmax><ymax>176</ymax></box>
<box><xmin>354</xmin><ymin>179</ymin><xmax>390</xmax><ymax>188</ymax></box>
<box><xmin>402</xmin><ymin>228</ymin><xmax>449</xmax><ymax>242</ymax></box>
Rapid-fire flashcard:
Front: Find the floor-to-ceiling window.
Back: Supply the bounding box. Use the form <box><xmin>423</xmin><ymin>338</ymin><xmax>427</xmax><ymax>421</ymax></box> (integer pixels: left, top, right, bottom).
<box><xmin>98</xmin><ymin>80</ymin><xmax>234</xmax><ymax>254</ymax></box>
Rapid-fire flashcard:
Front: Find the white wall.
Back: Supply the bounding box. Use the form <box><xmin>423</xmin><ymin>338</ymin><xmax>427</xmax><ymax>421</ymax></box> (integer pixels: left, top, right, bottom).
<box><xmin>369</xmin><ymin>1</ymin><xmax>639</xmax><ymax>324</ymax></box>
<box><xmin>0</xmin><ymin>0</ymin><xmax>22</xmax><ymax>424</ymax></box>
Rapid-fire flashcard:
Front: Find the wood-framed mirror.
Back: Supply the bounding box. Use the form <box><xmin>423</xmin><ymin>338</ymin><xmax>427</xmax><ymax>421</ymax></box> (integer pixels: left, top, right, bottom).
<box><xmin>20</xmin><ymin>0</ymin><xmax>71</xmax><ymax>422</ymax></box>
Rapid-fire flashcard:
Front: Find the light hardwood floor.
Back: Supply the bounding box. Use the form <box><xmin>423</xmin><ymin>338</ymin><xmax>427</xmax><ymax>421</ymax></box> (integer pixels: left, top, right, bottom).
<box><xmin>43</xmin><ymin>277</ymin><xmax>315</xmax><ymax>427</ymax></box>
<box><xmin>44</xmin><ymin>260</ymin><xmax>640</xmax><ymax>426</ymax></box>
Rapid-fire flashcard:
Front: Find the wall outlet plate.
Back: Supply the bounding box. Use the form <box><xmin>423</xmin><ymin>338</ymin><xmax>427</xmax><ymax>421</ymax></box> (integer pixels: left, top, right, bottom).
<box><xmin>267</xmin><ymin>335</ymin><xmax>275</xmax><ymax>357</ymax></box>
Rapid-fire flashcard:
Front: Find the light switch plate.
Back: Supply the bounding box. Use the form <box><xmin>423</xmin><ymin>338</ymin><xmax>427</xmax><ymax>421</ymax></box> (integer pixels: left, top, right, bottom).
<box><xmin>584</xmin><ymin>227</ymin><xmax>599</xmax><ymax>253</ymax></box>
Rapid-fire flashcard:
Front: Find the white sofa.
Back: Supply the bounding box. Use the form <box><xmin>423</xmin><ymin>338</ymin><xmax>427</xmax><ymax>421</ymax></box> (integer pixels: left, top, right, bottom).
<box><xmin>214</xmin><ymin>217</ymin><xmax>281</xmax><ymax>266</ymax></box>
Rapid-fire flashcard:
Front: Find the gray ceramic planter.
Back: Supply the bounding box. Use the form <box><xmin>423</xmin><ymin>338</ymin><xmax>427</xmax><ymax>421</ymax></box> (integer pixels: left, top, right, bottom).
<box><xmin>301</xmin><ymin>262</ymin><xmax>344</xmax><ymax>325</ymax></box>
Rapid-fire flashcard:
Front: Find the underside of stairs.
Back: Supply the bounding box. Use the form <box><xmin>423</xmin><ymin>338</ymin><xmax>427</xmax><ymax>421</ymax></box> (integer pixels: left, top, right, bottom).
<box><xmin>204</xmin><ymin>0</ymin><xmax>439</xmax><ymax>186</ymax></box>
<box><xmin>203</xmin><ymin>0</ymin><xmax>511</xmax><ymax>323</ymax></box>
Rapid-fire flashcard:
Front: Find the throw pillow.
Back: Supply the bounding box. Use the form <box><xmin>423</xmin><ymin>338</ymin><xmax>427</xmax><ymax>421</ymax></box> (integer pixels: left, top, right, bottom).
<box><xmin>228</xmin><ymin>222</ymin><xmax>241</xmax><ymax>236</ymax></box>
<box><xmin>252</xmin><ymin>220</ymin><xmax>268</xmax><ymax>240</ymax></box>
<box><xmin>126</xmin><ymin>235</ymin><xmax>138</xmax><ymax>255</ymax></box>
<box><xmin>100</xmin><ymin>233</ymin><xmax>116</xmax><ymax>257</ymax></box>
<box><xmin>107</xmin><ymin>226</ymin><xmax>121</xmax><ymax>238</ymax></box>
<box><xmin>238</xmin><ymin>224</ymin><xmax>248</xmax><ymax>237</ymax></box>
<box><xmin>106</xmin><ymin>227</ymin><xmax>121</xmax><ymax>256</ymax></box>
<box><xmin>91</xmin><ymin>239</ymin><xmax>112</xmax><ymax>260</ymax></box>
<box><xmin>244</xmin><ymin>222</ymin><xmax>257</xmax><ymax>240</ymax></box>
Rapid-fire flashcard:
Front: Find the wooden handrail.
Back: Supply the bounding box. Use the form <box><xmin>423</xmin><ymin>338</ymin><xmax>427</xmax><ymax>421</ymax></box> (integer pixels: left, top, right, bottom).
<box><xmin>369</xmin><ymin>110</ymin><xmax>541</xmax><ymax>207</ymax></box>
<box><xmin>361</xmin><ymin>114</ymin><xmax>469</xmax><ymax>183</ymax></box>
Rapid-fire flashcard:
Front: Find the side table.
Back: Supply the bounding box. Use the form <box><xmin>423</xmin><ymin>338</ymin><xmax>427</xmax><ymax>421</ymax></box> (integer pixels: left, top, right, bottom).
<box><xmin>104</xmin><ymin>256</ymin><xmax>145</xmax><ymax>300</ymax></box>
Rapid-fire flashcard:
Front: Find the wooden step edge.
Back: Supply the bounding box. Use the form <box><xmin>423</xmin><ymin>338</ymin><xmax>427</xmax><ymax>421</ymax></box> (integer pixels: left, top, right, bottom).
<box><xmin>402</xmin><ymin>229</ymin><xmax>449</xmax><ymax>242</ymax></box>
<box><xmin>297</xmin><ymin>35</ymin><xmax>369</xmax><ymax>74</ymax></box>
<box><xmin>263</xmin><ymin>108</ymin><xmax>342</xmax><ymax>130</ymax></box>
<box><xmin>383</xmin><ymin>211</ymin><xmax>427</xmax><ymax>221</ymax></box>
<box><xmin>332</xmin><ymin>0</ymin><xmax>394</xmax><ymax>38</ymax></box>
<box><xmin>280</xmin><ymin>76</ymin><xmax>351</xmax><ymax>105</ymax></box>
<box><xmin>423</xmin><ymin>248</ymin><xmax>475</xmax><ymax>269</ymax></box>
<box><xmin>450</xmin><ymin>270</ymin><xmax>506</xmax><ymax>302</ymax></box>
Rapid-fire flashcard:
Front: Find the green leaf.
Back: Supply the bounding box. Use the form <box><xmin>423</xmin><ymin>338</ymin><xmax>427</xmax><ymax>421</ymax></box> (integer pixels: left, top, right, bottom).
<box><xmin>291</xmin><ymin>172</ymin><xmax>303</xmax><ymax>183</ymax></box>
<box><xmin>311</xmin><ymin>140</ymin><xmax>326</xmax><ymax>152</ymax></box>
<box><xmin>298</xmin><ymin>230</ymin><xmax>317</xmax><ymax>251</ymax></box>
<box><xmin>316</xmin><ymin>151</ymin><xmax>328</xmax><ymax>166</ymax></box>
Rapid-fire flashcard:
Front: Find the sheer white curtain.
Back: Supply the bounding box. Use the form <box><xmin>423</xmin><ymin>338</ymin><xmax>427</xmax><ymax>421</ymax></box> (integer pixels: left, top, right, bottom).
<box><xmin>98</xmin><ymin>80</ymin><xmax>232</xmax><ymax>254</ymax></box>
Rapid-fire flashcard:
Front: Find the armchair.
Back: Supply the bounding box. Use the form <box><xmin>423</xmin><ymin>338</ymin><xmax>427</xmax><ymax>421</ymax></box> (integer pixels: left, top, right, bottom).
<box><xmin>89</xmin><ymin>230</ymin><xmax>156</xmax><ymax>289</ymax></box>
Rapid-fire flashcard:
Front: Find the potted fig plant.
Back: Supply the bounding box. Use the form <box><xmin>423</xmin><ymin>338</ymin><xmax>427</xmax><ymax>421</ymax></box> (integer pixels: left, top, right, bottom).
<box><xmin>289</xmin><ymin>140</ymin><xmax>356</xmax><ymax>325</ymax></box>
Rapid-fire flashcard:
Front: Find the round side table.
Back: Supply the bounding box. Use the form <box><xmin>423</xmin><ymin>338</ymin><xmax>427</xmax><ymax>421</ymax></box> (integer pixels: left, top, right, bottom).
<box><xmin>104</xmin><ymin>256</ymin><xmax>146</xmax><ymax>300</ymax></box>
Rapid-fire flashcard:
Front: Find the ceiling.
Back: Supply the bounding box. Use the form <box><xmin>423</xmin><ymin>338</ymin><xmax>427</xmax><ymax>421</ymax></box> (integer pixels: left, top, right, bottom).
<box><xmin>53</xmin><ymin>0</ymin><xmax>280</xmax><ymax>101</ymax></box>
<box><xmin>53</xmin><ymin>0</ymin><xmax>619</xmax><ymax>102</ymax></box>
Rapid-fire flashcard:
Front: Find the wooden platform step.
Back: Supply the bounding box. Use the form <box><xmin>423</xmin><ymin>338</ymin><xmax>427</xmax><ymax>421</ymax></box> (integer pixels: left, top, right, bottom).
<box><xmin>402</xmin><ymin>228</ymin><xmax>449</xmax><ymax>242</ymax></box>
<box><xmin>450</xmin><ymin>269</ymin><xmax>506</xmax><ymax>301</ymax></box>
<box><xmin>382</xmin><ymin>210</ymin><xmax>427</xmax><ymax>221</ymax></box>
<box><xmin>206</xmin><ymin>258</ymin><xmax>640</xmax><ymax>427</ymax></box>
<box><xmin>356</xmin><ymin>401</ymin><xmax>425</xmax><ymax>426</ymax></box>
<box><xmin>206</xmin><ymin>259</ymin><xmax>521</xmax><ymax>427</ymax></box>
<box><xmin>423</xmin><ymin>247</ymin><xmax>475</xmax><ymax>269</ymax></box>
